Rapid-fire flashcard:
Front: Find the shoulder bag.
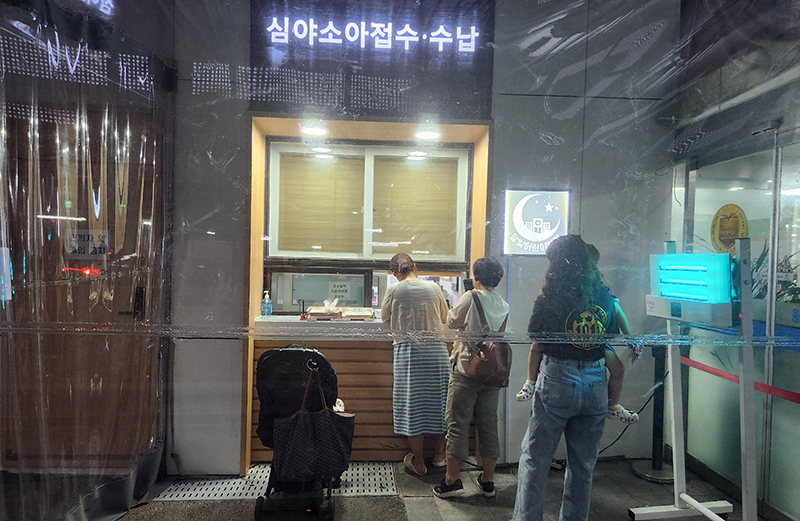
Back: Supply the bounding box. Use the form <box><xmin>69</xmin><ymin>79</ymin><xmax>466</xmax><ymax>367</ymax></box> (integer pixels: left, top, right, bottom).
<box><xmin>272</xmin><ymin>369</ymin><xmax>355</xmax><ymax>482</ymax></box>
<box><xmin>465</xmin><ymin>291</ymin><xmax>512</xmax><ymax>388</ymax></box>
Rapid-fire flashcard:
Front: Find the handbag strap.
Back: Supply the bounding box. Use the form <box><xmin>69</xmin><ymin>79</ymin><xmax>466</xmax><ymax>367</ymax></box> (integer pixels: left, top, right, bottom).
<box><xmin>299</xmin><ymin>369</ymin><xmax>330</xmax><ymax>413</ymax></box>
<box><xmin>471</xmin><ymin>290</ymin><xmax>508</xmax><ymax>332</ymax></box>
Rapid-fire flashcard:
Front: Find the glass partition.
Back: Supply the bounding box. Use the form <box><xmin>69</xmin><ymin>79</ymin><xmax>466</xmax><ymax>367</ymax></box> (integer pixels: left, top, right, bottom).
<box><xmin>267</xmin><ymin>270</ymin><xmax>370</xmax><ymax>312</ymax></box>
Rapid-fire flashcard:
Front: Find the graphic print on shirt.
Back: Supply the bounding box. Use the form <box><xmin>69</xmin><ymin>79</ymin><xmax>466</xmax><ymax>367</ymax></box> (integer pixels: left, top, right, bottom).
<box><xmin>564</xmin><ymin>305</ymin><xmax>608</xmax><ymax>349</ymax></box>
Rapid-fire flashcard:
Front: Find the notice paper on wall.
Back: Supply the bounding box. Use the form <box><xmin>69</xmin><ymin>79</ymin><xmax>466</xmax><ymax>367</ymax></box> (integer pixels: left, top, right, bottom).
<box><xmin>329</xmin><ymin>281</ymin><xmax>351</xmax><ymax>300</ymax></box>
<box><xmin>1</xmin><ymin>247</ymin><xmax>11</xmax><ymax>300</ymax></box>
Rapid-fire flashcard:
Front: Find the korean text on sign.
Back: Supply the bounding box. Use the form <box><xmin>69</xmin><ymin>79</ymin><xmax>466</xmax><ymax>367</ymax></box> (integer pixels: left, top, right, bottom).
<box><xmin>266</xmin><ymin>17</ymin><xmax>479</xmax><ymax>52</ymax></box>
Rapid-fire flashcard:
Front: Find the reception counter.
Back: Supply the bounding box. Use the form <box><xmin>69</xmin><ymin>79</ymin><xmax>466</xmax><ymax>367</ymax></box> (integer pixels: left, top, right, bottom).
<box><xmin>251</xmin><ymin>316</ymin><xmax>406</xmax><ymax>463</ymax></box>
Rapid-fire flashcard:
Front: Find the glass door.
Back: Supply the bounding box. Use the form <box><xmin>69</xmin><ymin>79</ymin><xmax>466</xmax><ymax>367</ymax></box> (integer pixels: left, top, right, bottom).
<box><xmin>684</xmin><ymin>151</ymin><xmax>772</xmax><ymax>491</ymax></box>
<box><xmin>766</xmin><ymin>140</ymin><xmax>800</xmax><ymax>517</ymax></box>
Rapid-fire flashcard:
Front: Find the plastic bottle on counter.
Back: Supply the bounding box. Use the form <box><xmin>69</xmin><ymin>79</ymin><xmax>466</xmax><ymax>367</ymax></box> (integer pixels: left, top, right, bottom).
<box><xmin>261</xmin><ymin>291</ymin><xmax>272</xmax><ymax>316</ymax></box>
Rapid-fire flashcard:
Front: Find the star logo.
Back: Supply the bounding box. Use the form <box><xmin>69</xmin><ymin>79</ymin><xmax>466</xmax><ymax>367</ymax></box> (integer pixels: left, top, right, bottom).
<box><xmin>544</xmin><ymin>203</ymin><xmax>554</xmax><ymax>213</ymax></box>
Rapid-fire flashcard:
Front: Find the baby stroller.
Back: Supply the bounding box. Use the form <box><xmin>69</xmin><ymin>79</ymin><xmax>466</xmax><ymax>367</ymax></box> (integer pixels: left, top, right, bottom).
<box><xmin>254</xmin><ymin>344</ymin><xmax>351</xmax><ymax>521</ymax></box>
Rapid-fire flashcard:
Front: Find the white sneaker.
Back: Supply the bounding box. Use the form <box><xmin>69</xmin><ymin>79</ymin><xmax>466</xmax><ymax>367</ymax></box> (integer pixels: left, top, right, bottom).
<box><xmin>607</xmin><ymin>404</ymin><xmax>639</xmax><ymax>423</ymax></box>
<box><xmin>516</xmin><ymin>383</ymin><xmax>534</xmax><ymax>402</ymax></box>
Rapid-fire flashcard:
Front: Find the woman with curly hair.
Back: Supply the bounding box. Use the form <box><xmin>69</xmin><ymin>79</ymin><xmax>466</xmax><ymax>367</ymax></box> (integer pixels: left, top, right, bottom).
<box><xmin>512</xmin><ymin>235</ymin><xmax>620</xmax><ymax>521</ymax></box>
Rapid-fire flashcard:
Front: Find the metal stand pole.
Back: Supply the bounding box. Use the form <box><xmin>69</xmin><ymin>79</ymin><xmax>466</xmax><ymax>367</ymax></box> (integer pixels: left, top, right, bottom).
<box><xmin>735</xmin><ymin>238</ymin><xmax>758</xmax><ymax>521</ymax></box>
<box><xmin>632</xmin><ymin>243</ymin><xmax>674</xmax><ymax>484</ymax></box>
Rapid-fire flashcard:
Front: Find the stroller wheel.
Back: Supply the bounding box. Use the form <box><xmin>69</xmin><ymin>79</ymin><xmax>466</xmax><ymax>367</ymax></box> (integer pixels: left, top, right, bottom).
<box><xmin>254</xmin><ymin>495</ymin><xmax>264</xmax><ymax>521</ymax></box>
<box><xmin>317</xmin><ymin>498</ymin><xmax>335</xmax><ymax>520</ymax></box>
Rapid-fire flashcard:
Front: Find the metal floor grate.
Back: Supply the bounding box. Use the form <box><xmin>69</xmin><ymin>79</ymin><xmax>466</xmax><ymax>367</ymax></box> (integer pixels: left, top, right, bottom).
<box><xmin>155</xmin><ymin>462</ymin><xmax>397</xmax><ymax>501</ymax></box>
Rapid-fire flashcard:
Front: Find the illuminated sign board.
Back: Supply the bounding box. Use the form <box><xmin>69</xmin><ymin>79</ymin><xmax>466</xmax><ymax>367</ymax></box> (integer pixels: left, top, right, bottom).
<box><xmin>250</xmin><ymin>0</ymin><xmax>494</xmax><ymax>119</ymax></box>
<box><xmin>504</xmin><ymin>190</ymin><xmax>569</xmax><ymax>256</ymax></box>
<box><xmin>263</xmin><ymin>16</ymin><xmax>480</xmax><ymax>53</ymax></box>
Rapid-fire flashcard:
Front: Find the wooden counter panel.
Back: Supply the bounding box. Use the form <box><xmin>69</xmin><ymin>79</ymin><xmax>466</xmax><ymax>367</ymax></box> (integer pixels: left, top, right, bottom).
<box><xmin>251</xmin><ymin>423</ymin><xmax>399</xmax><ymax>439</ymax></box>
<box><xmin>253</xmin><ymin>398</ymin><xmax>391</xmax><ymax>414</ymax></box>
<box><xmin>251</xmin><ymin>339</ymin><xmax>401</xmax><ymax>463</ymax></box>
<box><xmin>250</xmin><ymin>338</ymin><xmax>468</xmax><ymax>464</ymax></box>
<box><xmin>255</xmin><ymin>347</ymin><xmax>392</xmax><ymax>364</ymax></box>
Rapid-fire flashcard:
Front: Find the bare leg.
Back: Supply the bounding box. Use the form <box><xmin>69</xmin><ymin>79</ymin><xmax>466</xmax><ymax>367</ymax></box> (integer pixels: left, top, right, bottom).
<box><xmin>605</xmin><ymin>348</ymin><xmax>624</xmax><ymax>407</ymax></box>
<box><xmin>445</xmin><ymin>456</ymin><xmax>462</xmax><ymax>485</ymax></box>
<box><xmin>407</xmin><ymin>434</ymin><xmax>427</xmax><ymax>474</ymax></box>
<box><xmin>482</xmin><ymin>457</ymin><xmax>497</xmax><ymax>482</ymax></box>
<box><xmin>433</xmin><ymin>433</ymin><xmax>446</xmax><ymax>464</ymax></box>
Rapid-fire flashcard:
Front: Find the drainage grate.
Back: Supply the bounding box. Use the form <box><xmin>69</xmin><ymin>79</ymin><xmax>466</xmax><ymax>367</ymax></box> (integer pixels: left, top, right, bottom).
<box><xmin>155</xmin><ymin>462</ymin><xmax>397</xmax><ymax>501</ymax></box>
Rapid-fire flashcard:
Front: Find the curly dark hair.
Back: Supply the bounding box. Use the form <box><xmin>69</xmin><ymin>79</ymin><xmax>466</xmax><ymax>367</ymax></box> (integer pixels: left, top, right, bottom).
<box><xmin>472</xmin><ymin>257</ymin><xmax>504</xmax><ymax>288</ymax></box>
<box><xmin>540</xmin><ymin>235</ymin><xmax>602</xmax><ymax>312</ymax></box>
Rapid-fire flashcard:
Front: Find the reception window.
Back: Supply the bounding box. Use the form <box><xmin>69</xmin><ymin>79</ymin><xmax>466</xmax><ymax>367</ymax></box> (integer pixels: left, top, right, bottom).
<box><xmin>267</xmin><ymin>142</ymin><xmax>469</xmax><ymax>262</ymax></box>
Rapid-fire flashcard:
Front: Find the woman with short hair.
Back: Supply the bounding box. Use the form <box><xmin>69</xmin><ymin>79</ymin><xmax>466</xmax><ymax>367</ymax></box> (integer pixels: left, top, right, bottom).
<box><xmin>434</xmin><ymin>256</ymin><xmax>509</xmax><ymax>498</ymax></box>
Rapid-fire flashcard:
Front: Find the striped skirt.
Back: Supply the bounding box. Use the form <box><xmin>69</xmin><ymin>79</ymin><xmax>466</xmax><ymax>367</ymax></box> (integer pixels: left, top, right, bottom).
<box><xmin>392</xmin><ymin>340</ymin><xmax>450</xmax><ymax>437</ymax></box>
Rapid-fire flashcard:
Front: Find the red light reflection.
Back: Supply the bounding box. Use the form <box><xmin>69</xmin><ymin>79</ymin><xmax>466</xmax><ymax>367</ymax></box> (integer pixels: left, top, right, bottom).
<box><xmin>62</xmin><ymin>267</ymin><xmax>102</xmax><ymax>276</ymax></box>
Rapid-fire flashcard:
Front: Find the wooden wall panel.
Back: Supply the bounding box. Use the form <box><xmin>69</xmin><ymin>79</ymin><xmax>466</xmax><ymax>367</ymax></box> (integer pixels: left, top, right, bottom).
<box><xmin>278</xmin><ymin>154</ymin><xmax>365</xmax><ymax>253</ymax></box>
<box><xmin>372</xmin><ymin>157</ymin><xmax>459</xmax><ymax>256</ymax></box>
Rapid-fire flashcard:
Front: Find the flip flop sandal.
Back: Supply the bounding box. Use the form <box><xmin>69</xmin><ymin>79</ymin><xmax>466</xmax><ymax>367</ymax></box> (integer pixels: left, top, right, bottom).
<box><xmin>403</xmin><ymin>452</ymin><xmax>427</xmax><ymax>476</ymax></box>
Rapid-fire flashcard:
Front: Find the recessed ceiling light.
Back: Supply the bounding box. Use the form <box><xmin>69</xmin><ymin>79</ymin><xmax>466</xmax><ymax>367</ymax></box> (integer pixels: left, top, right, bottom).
<box><xmin>782</xmin><ymin>188</ymin><xmax>800</xmax><ymax>196</ymax></box>
<box><xmin>408</xmin><ymin>151</ymin><xmax>428</xmax><ymax>156</ymax></box>
<box><xmin>311</xmin><ymin>245</ymin><xmax>322</xmax><ymax>249</ymax></box>
<box><xmin>728</xmin><ymin>187</ymin><xmax>744</xmax><ymax>191</ymax></box>
<box><xmin>301</xmin><ymin>121</ymin><xmax>327</xmax><ymax>136</ymax></box>
<box><xmin>315</xmin><ymin>154</ymin><xmax>334</xmax><ymax>159</ymax></box>
<box><xmin>415</xmin><ymin>127</ymin><xmax>440</xmax><ymax>140</ymax></box>
<box><xmin>311</xmin><ymin>147</ymin><xmax>331</xmax><ymax>153</ymax></box>
<box><xmin>407</xmin><ymin>156</ymin><xmax>426</xmax><ymax>161</ymax></box>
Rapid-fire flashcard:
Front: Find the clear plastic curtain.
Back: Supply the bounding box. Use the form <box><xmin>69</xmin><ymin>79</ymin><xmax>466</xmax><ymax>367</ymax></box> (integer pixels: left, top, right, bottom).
<box><xmin>0</xmin><ymin>3</ymin><xmax>169</xmax><ymax>520</ymax></box>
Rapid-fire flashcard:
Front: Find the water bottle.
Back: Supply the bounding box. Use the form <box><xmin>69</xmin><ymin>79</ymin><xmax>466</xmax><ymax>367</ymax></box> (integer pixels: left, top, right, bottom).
<box><xmin>261</xmin><ymin>291</ymin><xmax>272</xmax><ymax>316</ymax></box>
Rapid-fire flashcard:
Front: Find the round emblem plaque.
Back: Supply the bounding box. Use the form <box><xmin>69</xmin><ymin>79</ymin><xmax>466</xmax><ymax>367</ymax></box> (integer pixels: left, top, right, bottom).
<box><xmin>710</xmin><ymin>204</ymin><xmax>748</xmax><ymax>254</ymax></box>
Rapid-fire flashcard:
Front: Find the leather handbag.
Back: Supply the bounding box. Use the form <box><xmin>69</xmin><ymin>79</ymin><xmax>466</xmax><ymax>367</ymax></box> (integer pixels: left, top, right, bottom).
<box><xmin>272</xmin><ymin>369</ymin><xmax>355</xmax><ymax>482</ymax></box>
<box><xmin>465</xmin><ymin>291</ymin><xmax>512</xmax><ymax>388</ymax></box>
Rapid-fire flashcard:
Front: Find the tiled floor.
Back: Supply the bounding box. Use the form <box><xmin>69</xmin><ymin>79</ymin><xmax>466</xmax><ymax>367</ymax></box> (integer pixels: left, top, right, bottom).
<box><xmin>116</xmin><ymin>457</ymin><xmax>766</xmax><ymax>521</ymax></box>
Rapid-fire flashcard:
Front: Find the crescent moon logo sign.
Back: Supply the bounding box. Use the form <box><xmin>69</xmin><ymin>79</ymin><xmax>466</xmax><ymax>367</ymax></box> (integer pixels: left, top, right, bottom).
<box><xmin>512</xmin><ymin>194</ymin><xmax>561</xmax><ymax>242</ymax></box>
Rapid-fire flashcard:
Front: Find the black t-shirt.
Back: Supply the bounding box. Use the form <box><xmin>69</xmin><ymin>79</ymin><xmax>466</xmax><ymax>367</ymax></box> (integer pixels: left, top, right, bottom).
<box><xmin>527</xmin><ymin>287</ymin><xmax>619</xmax><ymax>361</ymax></box>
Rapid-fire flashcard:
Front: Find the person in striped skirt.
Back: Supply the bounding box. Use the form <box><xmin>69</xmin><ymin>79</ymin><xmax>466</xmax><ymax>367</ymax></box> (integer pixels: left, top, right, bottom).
<box><xmin>381</xmin><ymin>253</ymin><xmax>451</xmax><ymax>476</ymax></box>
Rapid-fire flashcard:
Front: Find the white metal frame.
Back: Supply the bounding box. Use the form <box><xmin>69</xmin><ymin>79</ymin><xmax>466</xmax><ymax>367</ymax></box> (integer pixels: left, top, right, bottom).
<box><xmin>267</xmin><ymin>141</ymin><xmax>469</xmax><ymax>262</ymax></box>
<box><xmin>630</xmin><ymin>238</ymin><xmax>757</xmax><ymax>521</ymax></box>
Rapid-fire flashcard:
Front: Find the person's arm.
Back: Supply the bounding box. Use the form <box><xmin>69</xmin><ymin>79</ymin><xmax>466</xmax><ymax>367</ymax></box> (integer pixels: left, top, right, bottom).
<box><xmin>380</xmin><ymin>287</ymin><xmax>393</xmax><ymax>323</ymax></box>
<box><xmin>615</xmin><ymin>301</ymin><xmax>631</xmax><ymax>336</ymax></box>
<box><xmin>516</xmin><ymin>341</ymin><xmax>541</xmax><ymax>401</ymax></box>
<box><xmin>436</xmin><ymin>286</ymin><xmax>449</xmax><ymax>323</ymax></box>
<box><xmin>446</xmin><ymin>292</ymin><xmax>471</xmax><ymax>330</ymax></box>
<box><xmin>527</xmin><ymin>342</ymin><xmax>542</xmax><ymax>384</ymax></box>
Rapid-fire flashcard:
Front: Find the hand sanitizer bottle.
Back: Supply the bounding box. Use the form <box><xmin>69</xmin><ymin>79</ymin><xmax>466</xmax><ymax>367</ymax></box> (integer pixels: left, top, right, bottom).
<box><xmin>261</xmin><ymin>291</ymin><xmax>272</xmax><ymax>316</ymax></box>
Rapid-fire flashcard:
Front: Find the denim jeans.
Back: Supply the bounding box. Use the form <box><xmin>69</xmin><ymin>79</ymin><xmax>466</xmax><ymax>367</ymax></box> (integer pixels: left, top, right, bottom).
<box><xmin>512</xmin><ymin>355</ymin><xmax>607</xmax><ymax>521</ymax></box>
